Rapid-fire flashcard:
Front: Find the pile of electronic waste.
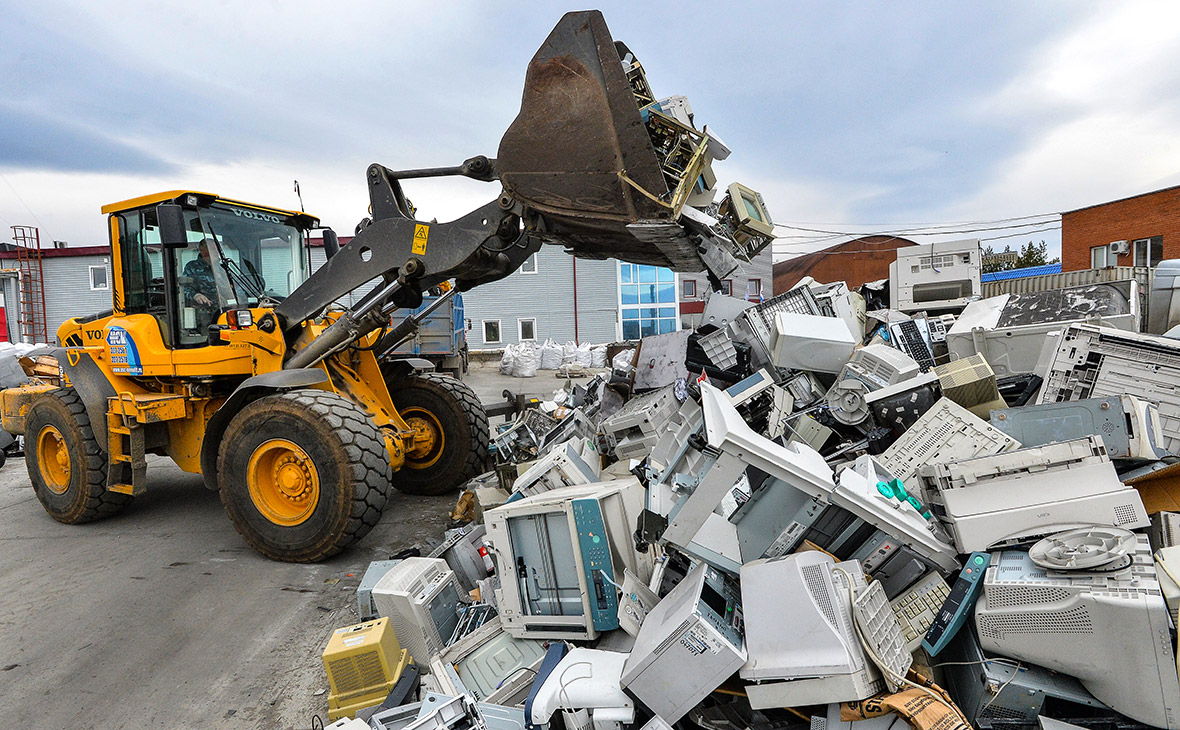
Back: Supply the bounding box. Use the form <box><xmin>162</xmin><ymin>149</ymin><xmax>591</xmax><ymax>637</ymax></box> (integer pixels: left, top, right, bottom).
<box><xmin>320</xmin><ymin>252</ymin><xmax>1180</xmax><ymax>730</ymax></box>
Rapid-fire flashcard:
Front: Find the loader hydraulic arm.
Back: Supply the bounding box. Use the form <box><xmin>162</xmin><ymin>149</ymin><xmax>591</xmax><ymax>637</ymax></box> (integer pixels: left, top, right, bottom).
<box><xmin>276</xmin><ymin>156</ymin><xmax>539</xmax><ymax>369</ymax></box>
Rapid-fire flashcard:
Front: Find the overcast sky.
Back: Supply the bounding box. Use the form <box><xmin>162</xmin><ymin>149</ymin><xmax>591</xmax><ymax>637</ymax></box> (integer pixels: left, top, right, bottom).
<box><xmin>2</xmin><ymin>1</ymin><xmax>1179</xmax><ymax>261</ymax></box>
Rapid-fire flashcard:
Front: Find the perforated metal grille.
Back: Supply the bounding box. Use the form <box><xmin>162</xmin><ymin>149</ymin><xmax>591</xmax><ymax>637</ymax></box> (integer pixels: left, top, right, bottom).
<box><xmin>977</xmin><ymin>606</ymin><xmax>1093</xmax><ymax>640</ymax></box>
<box><xmin>327</xmin><ymin>650</ymin><xmax>384</xmax><ymax>694</ymax></box>
<box><xmin>979</xmin><ymin>703</ymin><xmax>1027</xmax><ymax>721</ymax></box>
<box><xmin>802</xmin><ymin>563</ymin><xmax>839</xmax><ymax>626</ymax></box>
<box><xmin>985</xmin><ymin>585</ymin><xmax>1072</xmax><ymax>608</ymax></box>
<box><xmin>1114</xmin><ymin>503</ymin><xmax>1140</xmax><ymax>525</ymax></box>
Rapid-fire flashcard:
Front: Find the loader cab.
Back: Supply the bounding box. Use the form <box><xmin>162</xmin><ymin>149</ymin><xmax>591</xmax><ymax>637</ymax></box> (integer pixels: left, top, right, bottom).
<box><xmin>103</xmin><ymin>192</ymin><xmax>317</xmax><ymax>349</ymax></box>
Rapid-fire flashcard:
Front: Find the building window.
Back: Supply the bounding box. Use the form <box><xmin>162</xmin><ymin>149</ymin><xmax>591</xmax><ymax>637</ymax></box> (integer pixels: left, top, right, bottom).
<box><xmin>518</xmin><ymin>318</ymin><xmax>536</xmax><ymax>342</ymax></box>
<box><xmin>619</xmin><ymin>263</ymin><xmax>678</xmax><ymax>340</ymax></box>
<box><xmin>720</xmin><ymin>279</ymin><xmax>733</xmax><ymax>297</ymax></box>
<box><xmin>89</xmin><ymin>265</ymin><xmax>109</xmax><ymax>291</ymax></box>
<box><xmin>520</xmin><ymin>254</ymin><xmax>538</xmax><ymax>274</ymax></box>
<box><xmin>1134</xmin><ymin>236</ymin><xmax>1164</xmax><ymax>268</ymax></box>
<box><xmin>682</xmin><ymin>279</ymin><xmax>697</xmax><ymax>298</ymax></box>
<box><xmin>482</xmin><ymin>320</ymin><xmax>501</xmax><ymax>344</ymax></box>
<box><xmin>1091</xmin><ymin>245</ymin><xmax>1110</xmax><ymax>269</ymax></box>
<box><xmin>747</xmin><ymin>278</ymin><xmax>762</xmax><ymax>301</ymax></box>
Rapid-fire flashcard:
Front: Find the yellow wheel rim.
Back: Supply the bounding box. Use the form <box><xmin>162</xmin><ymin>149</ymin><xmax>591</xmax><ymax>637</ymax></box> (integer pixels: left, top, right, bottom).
<box><xmin>246</xmin><ymin>439</ymin><xmax>320</xmax><ymax>526</ymax></box>
<box><xmin>37</xmin><ymin>425</ymin><xmax>71</xmax><ymax>494</ymax></box>
<box><xmin>403</xmin><ymin>407</ymin><xmax>445</xmax><ymax>470</ymax></box>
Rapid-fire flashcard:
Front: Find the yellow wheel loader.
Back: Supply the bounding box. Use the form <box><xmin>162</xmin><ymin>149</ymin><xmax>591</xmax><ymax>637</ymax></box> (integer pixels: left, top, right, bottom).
<box><xmin>0</xmin><ymin>11</ymin><xmax>773</xmax><ymax>561</ymax></box>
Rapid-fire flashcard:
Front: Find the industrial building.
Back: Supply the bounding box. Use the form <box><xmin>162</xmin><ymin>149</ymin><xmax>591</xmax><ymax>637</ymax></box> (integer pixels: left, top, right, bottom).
<box><xmin>772</xmin><ymin>235</ymin><xmax>918</xmax><ymax>293</ymax></box>
<box><xmin>1061</xmin><ymin>184</ymin><xmax>1180</xmax><ymax>271</ymax></box>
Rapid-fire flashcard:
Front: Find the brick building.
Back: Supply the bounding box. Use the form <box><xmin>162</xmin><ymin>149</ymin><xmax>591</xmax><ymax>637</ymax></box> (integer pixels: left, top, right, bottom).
<box><xmin>1061</xmin><ymin>185</ymin><xmax>1180</xmax><ymax>271</ymax></box>
<box><xmin>772</xmin><ymin>235</ymin><xmax>917</xmax><ymax>294</ymax></box>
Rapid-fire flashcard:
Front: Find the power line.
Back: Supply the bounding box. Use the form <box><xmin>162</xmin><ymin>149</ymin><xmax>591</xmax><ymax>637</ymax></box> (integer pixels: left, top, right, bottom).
<box><xmin>773</xmin><ymin>216</ymin><xmax>1060</xmax><ymax>239</ymax></box>
<box><xmin>771</xmin><ymin>212</ymin><xmax>1060</xmax><ymax>228</ymax></box>
<box><xmin>0</xmin><ymin>169</ymin><xmax>50</xmax><ymax>238</ymax></box>
<box><xmin>979</xmin><ymin>225</ymin><xmax>1061</xmax><ymax>242</ymax></box>
<box><xmin>770</xmin><ymin>219</ymin><xmax>1063</xmax><ymax>254</ymax></box>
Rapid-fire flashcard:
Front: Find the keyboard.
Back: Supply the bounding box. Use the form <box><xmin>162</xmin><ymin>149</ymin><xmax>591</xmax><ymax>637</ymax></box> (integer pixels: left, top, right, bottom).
<box><xmin>889</xmin><ymin>571</ymin><xmax>950</xmax><ymax>652</ymax></box>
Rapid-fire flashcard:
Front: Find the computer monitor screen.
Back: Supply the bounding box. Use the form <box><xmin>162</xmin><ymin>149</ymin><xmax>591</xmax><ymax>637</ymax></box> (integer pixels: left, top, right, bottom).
<box><xmin>741</xmin><ymin>192</ymin><xmax>764</xmax><ymax>223</ymax></box>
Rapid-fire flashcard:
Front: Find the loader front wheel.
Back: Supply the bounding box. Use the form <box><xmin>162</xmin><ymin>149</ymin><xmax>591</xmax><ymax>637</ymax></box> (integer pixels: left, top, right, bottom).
<box><xmin>218</xmin><ymin>390</ymin><xmax>391</xmax><ymax>562</ymax></box>
<box><xmin>26</xmin><ymin>388</ymin><xmax>132</xmax><ymax>524</ymax></box>
<box><xmin>387</xmin><ymin>372</ymin><xmax>489</xmax><ymax>496</ymax></box>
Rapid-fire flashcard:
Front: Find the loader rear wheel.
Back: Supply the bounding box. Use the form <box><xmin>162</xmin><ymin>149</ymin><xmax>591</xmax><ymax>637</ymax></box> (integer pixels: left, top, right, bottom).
<box><xmin>218</xmin><ymin>390</ymin><xmax>391</xmax><ymax>562</ymax></box>
<box><xmin>26</xmin><ymin>388</ymin><xmax>132</xmax><ymax>524</ymax></box>
<box><xmin>387</xmin><ymin>372</ymin><xmax>489</xmax><ymax>496</ymax></box>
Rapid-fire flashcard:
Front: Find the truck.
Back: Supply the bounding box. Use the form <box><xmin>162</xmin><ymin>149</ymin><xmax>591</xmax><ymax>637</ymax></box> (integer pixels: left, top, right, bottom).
<box><xmin>382</xmin><ymin>291</ymin><xmax>467</xmax><ymax>378</ymax></box>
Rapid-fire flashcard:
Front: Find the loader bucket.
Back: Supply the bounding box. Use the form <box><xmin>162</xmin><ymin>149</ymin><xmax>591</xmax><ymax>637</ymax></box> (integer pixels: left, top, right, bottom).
<box><xmin>498</xmin><ymin>10</ymin><xmax>684</xmax><ymax>266</ymax></box>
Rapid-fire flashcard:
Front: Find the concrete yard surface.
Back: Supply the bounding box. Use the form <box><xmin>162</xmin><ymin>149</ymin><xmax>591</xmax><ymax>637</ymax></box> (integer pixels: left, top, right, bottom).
<box><xmin>0</xmin><ymin>365</ymin><xmax>588</xmax><ymax>729</ymax></box>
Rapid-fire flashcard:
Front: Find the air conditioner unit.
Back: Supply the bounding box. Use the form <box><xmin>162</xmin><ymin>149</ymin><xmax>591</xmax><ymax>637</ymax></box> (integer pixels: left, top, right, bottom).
<box><xmin>1109</xmin><ymin>240</ymin><xmax>1130</xmax><ymax>255</ymax></box>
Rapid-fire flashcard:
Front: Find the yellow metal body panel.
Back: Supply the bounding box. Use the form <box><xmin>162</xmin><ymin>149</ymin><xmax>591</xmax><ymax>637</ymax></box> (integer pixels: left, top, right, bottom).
<box><xmin>1</xmin><ymin>384</ymin><xmax>59</xmax><ymax>435</ymax></box>
<box><xmin>322</xmin><ymin>617</ymin><xmax>412</xmax><ymax>721</ymax></box>
<box><xmin>58</xmin><ymin>311</ymin><xmax>287</xmax><ymax>380</ymax></box>
<box><xmin>108</xmin><ymin>392</ymin><xmax>189</xmax><ymax>424</ymax></box>
<box><xmin>166</xmin><ymin>398</ymin><xmax>223</xmax><ymax>473</ymax></box>
<box><xmin>108</xmin><ymin>216</ymin><xmax>126</xmax><ymax>316</ymax></box>
<box><xmin>100</xmin><ymin>190</ymin><xmax>315</xmax><ymax>224</ymax></box>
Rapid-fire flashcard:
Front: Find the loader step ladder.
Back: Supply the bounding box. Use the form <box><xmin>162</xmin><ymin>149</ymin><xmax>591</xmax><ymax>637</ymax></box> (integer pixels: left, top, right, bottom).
<box><xmin>107</xmin><ymin>392</ymin><xmax>148</xmax><ymax>496</ymax></box>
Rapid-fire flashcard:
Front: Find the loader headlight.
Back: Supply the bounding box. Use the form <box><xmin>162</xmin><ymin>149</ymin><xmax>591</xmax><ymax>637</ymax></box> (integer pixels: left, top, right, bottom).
<box><xmin>227</xmin><ymin>309</ymin><xmax>253</xmax><ymax>329</ymax></box>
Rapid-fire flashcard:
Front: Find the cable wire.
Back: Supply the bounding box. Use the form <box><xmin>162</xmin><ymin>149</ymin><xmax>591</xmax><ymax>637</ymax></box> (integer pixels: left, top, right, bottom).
<box><xmin>833</xmin><ymin>567</ymin><xmax>971</xmax><ymax>725</ymax></box>
<box><xmin>0</xmin><ymin>170</ymin><xmax>48</xmax><ymax>235</ymax></box>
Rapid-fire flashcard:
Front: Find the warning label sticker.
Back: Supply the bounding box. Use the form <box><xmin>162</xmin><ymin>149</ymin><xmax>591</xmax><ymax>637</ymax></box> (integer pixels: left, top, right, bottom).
<box><xmin>682</xmin><ymin>624</ymin><xmax>723</xmax><ymax>655</ymax></box>
<box><xmin>412</xmin><ymin>223</ymin><xmax>429</xmax><ymax>255</ymax></box>
<box><xmin>762</xmin><ymin>522</ymin><xmax>805</xmax><ymax>559</ymax></box>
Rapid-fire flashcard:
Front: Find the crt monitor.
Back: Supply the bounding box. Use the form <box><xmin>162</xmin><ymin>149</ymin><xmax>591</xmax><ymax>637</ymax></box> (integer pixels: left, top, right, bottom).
<box><xmin>725</xmin><ymin>182</ymin><xmax>775</xmax><ymax>238</ymax></box>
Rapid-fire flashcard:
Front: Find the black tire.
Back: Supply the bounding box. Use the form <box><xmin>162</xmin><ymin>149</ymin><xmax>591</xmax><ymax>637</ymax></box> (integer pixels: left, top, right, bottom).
<box><xmin>386</xmin><ymin>372</ymin><xmax>489</xmax><ymax>496</ymax></box>
<box><xmin>25</xmin><ymin>388</ymin><xmax>132</xmax><ymax>523</ymax></box>
<box><xmin>217</xmin><ymin>390</ymin><xmax>391</xmax><ymax>562</ymax></box>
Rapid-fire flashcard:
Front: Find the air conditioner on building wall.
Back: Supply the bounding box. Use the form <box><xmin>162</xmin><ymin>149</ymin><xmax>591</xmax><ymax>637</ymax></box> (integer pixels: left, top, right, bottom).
<box><xmin>1109</xmin><ymin>240</ymin><xmax>1129</xmax><ymax>255</ymax></box>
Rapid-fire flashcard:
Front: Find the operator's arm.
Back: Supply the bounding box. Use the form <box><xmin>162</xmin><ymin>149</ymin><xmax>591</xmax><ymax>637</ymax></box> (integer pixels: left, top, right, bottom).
<box><xmin>183</xmin><ymin>260</ymin><xmax>215</xmax><ymax>307</ymax></box>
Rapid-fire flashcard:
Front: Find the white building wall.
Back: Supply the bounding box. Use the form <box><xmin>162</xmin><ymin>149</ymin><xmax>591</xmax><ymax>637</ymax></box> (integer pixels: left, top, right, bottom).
<box><xmin>41</xmin><ymin>254</ymin><xmax>114</xmax><ymax>343</ymax></box>
<box><xmin>463</xmin><ymin>246</ymin><xmax>619</xmax><ymax>348</ymax></box>
<box><xmin>679</xmin><ymin>247</ymin><xmax>773</xmax><ymax>329</ymax></box>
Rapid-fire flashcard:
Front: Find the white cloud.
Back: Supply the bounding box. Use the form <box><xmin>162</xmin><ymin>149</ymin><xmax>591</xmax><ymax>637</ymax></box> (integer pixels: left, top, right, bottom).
<box><xmin>939</xmin><ymin>2</ymin><xmax>1180</xmax><ymax>238</ymax></box>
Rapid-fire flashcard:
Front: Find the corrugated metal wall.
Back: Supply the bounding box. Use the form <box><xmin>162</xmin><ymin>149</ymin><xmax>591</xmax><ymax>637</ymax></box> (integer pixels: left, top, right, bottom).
<box><xmin>980</xmin><ymin>266</ymin><xmax>1153</xmax><ymax>297</ymax></box>
<box><xmin>41</xmin><ymin>255</ymin><xmax>113</xmax><ymax>343</ymax></box>
<box><xmin>462</xmin><ymin>246</ymin><xmax>619</xmax><ymax>347</ymax></box>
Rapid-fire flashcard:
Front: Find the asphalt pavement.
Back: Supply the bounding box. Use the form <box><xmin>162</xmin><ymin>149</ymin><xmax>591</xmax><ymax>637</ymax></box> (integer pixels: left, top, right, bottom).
<box><xmin>0</xmin><ymin>364</ymin><xmax>589</xmax><ymax>729</ymax></box>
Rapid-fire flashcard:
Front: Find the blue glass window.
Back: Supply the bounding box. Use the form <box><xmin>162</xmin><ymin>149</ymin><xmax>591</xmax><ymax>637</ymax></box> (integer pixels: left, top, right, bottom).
<box><xmin>619</xmin><ymin>263</ymin><xmax>679</xmax><ymax>340</ymax></box>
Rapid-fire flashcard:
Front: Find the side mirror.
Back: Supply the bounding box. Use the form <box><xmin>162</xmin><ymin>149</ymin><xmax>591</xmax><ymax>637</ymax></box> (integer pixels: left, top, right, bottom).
<box><xmin>157</xmin><ymin>203</ymin><xmax>189</xmax><ymax>249</ymax></box>
<box><xmin>323</xmin><ymin>229</ymin><xmax>340</xmax><ymax>259</ymax></box>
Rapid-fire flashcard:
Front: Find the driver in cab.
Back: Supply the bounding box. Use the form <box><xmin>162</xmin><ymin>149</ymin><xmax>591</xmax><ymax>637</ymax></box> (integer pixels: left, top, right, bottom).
<box><xmin>184</xmin><ymin>239</ymin><xmax>218</xmax><ymax>309</ymax></box>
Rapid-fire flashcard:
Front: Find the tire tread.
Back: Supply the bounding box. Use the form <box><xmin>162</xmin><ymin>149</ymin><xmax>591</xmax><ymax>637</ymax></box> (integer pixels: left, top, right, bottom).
<box><xmin>218</xmin><ymin>390</ymin><xmax>390</xmax><ymax>562</ymax></box>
